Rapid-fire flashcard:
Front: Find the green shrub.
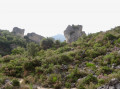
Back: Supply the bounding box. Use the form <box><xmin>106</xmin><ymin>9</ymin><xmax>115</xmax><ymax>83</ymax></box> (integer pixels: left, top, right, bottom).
<box><xmin>4</xmin><ymin>85</ymin><xmax>13</xmax><ymax>89</ymax></box>
<box><xmin>86</xmin><ymin>63</ymin><xmax>95</xmax><ymax>68</ymax></box>
<box><xmin>47</xmin><ymin>74</ymin><xmax>62</xmax><ymax>88</ymax></box>
<box><xmin>35</xmin><ymin>67</ymin><xmax>44</xmax><ymax>74</ymax></box>
<box><xmin>115</xmin><ymin>38</ymin><xmax>120</xmax><ymax>44</ymax></box>
<box><xmin>72</xmin><ymin>42</ymin><xmax>77</xmax><ymax>47</ymax></box>
<box><xmin>93</xmin><ymin>43</ymin><xmax>101</xmax><ymax>48</ymax></box>
<box><xmin>0</xmin><ymin>77</ymin><xmax>5</xmax><ymax>85</ymax></box>
<box><xmin>58</xmin><ymin>54</ymin><xmax>72</xmax><ymax>64</ymax></box>
<box><xmin>94</xmin><ymin>46</ymin><xmax>107</xmax><ymax>55</ymax></box>
<box><xmin>82</xmin><ymin>74</ymin><xmax>98</xmax><ymax>84</ymax></box>
<box><xmin>27</xmin><ymin>42</ymin><xmax>39</xmax><ymax>57</ymax></box>
<box><xmin>40</xmin><ymin>37</ymin><xmax>54</xmax><ymax>49</ymax></box>
<box><xmin>68</xmin><ymin>52</ymin><xmax>76</xmax><ymax>58</ymax></box>
<box><xmin>104</xmin><ymin>33</ymin><xmax>116</xmax><ymax>40</ymax></box>
<box><xmin>103</xmin><ymin>53</ymin><xmax>115</xmax><ymax>64</ymax></box>
<box><xmin>57</xmin><ymin>47</ymin><xmax>71</xmax><ymax>54</ymax></box>
<box><xmin>12</xmin><ymin>79</ymin><xmax>20</xmax><ymax>86</ymax></box>
<box><xmin>65</xmin><ymin>82</ymin><xmax>71</xmax><ymax>88</ymax></box>
<box><xmin>23</xmin><ymin>61</ymin><xmax>34</xmax><ymax>71</ymax></box>
<box><xmin>12</xmin><ymin>47</ymin><xmax>25</xmax><ymax>55</ymax></box>
<box><xmin>78</xmin><ymin>85</ymin><xmax>86</xmax><ymax>89</ymax></box>
<box><xmin>2</xmin><ymin>64</ymin><xmax>23</xmax><ymax>77</ymax></box>
<box><xmin>23</xmin><ymin>59</ymin><xmax>41</xmax><ymax>71</ymax></box>
<box><xmin>98</xmin><ymin>79</ymin><xmax>105</xmax><ymax>85</ymax></box>
<box><xmin>86</xmin><ymin>49</ymin><xmax>99</xmax><ymax>58</ymax></box>
<box><xmin>102</xmin><ymin>66</ymin><xmax>112</xmax><ymax>74</ymax></box>
<box><xmin>67</xmin><ymin>67</ymin><xmax>87</xmax><ymax>83</ymax></box>
<box><xmin>48</xmin><ymin>74</ymin><xmax>61</xmax><ymax>84</ymax></box>
<box><xmin>2</xmin><ymin>55</ymin><xmax>13</xmax><ymax>62</ymax></box>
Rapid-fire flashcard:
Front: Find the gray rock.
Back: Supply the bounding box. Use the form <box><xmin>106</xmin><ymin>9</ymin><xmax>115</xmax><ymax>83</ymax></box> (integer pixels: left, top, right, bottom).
<box><xmin>12</xmin><ymin>27</ymin><xmax>25</xmax><ymax>37</ymax></box>
<box><xmin>116</xmin><ymin>65</ymin><xmax>120</xmax><ymax>69</ymax></box>
<box><xmin>118</xmin><ymin>50</ymin><xmax>120</xmax><ymax>55</ymax></box>
<box><xmin>71</xmin><ymin>83</ymin><xmax>75</xmax><ymax>87</ymax></box>
<box><xmin>97</xmin><ymin>85</ymin><xmax>109</xmax><ymax>89</ymax></box>
<box><xmin>109</xmin><ymin>86</ymin><xmax>115</xmax><ymax>89</ymax></box>
<box><xmin>0</xmin><ymin>79</ymin><xmax>13</xmax><ymax>89</ymax></box>
<box><xmin>112</xmin><ymin>64</ymin><xmax>115</xmax><ymax>69</ymax></box>
<box><xmin>33</xmin><ymin>85</ymin><xmax>38</xmax><ymax>89</ymax></box>
<box><xmin>64</xmin><ymin>25</ymin><xmax>86</xmax><ymax>43</ymax></box>
<box><xmin>5</xmin><ymin>79</ymin><xmax>11</xmax><ymax>84</ymax></box>
<box><xmin>115</xmin><ymin>83</ymin><xmax>120</xmax><ymax>89</ymax></box>
<box><xmin>26</xmin><ymin>32</ymin><xmax>44</xmax><ymax>43</ymax></box>
<box><xmin>61</xmin><ymin>64</ymin><xmax>68</xmax><ymax>70</ymax></box>
<box><xmin>109</xmin><ymin>78</ymin><xmax>119</xmax><ymax>86</ymax></box>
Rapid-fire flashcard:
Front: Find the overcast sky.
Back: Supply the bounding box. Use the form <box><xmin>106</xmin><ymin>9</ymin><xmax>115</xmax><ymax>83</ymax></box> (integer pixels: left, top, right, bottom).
<box><xmin>0</xmin><ymin>0</ymin><xmax>120</xmax><ymax>37</ymax></box>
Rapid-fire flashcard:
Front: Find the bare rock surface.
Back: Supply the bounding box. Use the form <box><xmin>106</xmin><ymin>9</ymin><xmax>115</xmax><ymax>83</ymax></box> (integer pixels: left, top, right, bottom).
<box><xmin>64</xmin><ymin>25</ymin><xmax>86</xmax><ymax>43</ymax></box>
<box><xmin>12</xmin><ymin>27</ymin><xmax>25</xmax><ymax>37</ymax></box>
<box><xmin>26</xmin><ymin>32</ymin><xmax>44</xmax><ymax>43</ymax></box>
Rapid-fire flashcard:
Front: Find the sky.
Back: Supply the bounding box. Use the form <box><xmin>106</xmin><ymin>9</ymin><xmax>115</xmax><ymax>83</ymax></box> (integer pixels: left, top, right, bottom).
<box><xmin>0</xmin><ymin>0</ymin><xmax>120</xmax><ymax>37</ymax></box>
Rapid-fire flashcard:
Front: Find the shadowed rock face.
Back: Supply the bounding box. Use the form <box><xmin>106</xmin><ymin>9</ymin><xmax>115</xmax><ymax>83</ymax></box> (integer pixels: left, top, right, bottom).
<box><xmin>12</xmin><ymin>27</ymin><xmax>25</xmax><ymax>38</ymax></box>
<box><xmin>64</xmin><ymin>25</ymin><xmax>86</xmax><ymax>43</ymax></box>
<box><xmin>26</xmin><ymin>33</ymin><xmax>44</xmax><ymax>43</ymax></box>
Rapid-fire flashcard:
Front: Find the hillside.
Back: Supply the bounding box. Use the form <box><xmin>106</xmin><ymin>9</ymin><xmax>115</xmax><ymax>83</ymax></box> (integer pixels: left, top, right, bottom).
<box><xmin>1</xmin><ymin>26</ymin><xmax>120</xmax><ymax>89</ymax></box>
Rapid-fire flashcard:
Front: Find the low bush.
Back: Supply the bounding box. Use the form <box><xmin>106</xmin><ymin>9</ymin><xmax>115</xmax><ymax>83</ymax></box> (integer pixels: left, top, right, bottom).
<box><xmin>82</xmin><ymin>74</ymin><xmax>98</xmax><ymax>84</ymax></box>
<box><xmin>67</xmin><ymin>67</ymin><xmax>87</xmax><ymax>83</ymax></box>
<box><xmin>2</xmin><ymin>64</ymin><xmax>23</xmax><ymax>77</ymax></box>
<box><xmin>98</xmin><ymin>79</ymin><xmax>105</xmax><ymax>85</ymax></box>
<box><xmin>86</xmin><ymin>63</ymin><xmax>95</xmax><ymax>68</ymax></box>
<box><xmin>65</xmin><ymin>82</ymin><xmax>71</xmax><ymax>88</ymax></box>
<box><xmin>104</xmin><ymin>33</ymin><xmax>116</xmax><ymax>40</ymax></box>
<box><xmin>12</xmin><ymin>79</ymin><xmax>20</xmax><ymax>86</ymax></box>
<box><xmin>2</xmin><ymin>55</ymin><xmax>14</xmax><ymax>62</ymax></box>
<box><xmin>58</xmin><ymin>54</ymin><xmax>72</xmax><ymax>64</ymax></box>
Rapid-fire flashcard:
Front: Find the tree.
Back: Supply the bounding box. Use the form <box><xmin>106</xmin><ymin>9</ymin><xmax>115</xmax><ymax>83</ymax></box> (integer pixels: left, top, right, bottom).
<box><xmin>27</xmin><ymin>42</ymin><xmax>39</xmax><ymax>57</ymax></box>
<box><xmin>40</xmin><ymin>37</ymin><xmax>54</xmax><ymax>49</ymax></box>
<box><xmin>12</xmin><ymin>47</ymin><xmax>25</xmax><ymax>55</ymax></box>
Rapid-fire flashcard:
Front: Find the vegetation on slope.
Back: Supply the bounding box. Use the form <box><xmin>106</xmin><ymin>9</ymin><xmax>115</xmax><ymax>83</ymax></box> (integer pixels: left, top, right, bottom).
<box><xmin>1</xmin><ymin>26</ymin><xmax>120</xmax><ymax>89</ymax></box>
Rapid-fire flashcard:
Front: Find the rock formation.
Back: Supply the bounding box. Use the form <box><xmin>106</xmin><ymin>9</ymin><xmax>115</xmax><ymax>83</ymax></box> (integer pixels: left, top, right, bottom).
<box><xmin>25</xmin><ymin>32</ymin><xmax>44</xmax><ymax>43</ymax></box>
<box><xmin>12</xmin><ymin>27</ymin><xmax>25</xmax><ymax>38</ymax></box>
<box><xmin>64</xmin><ymin>25</ymin><xmax>86</xmax><ymax>43</ymax></box>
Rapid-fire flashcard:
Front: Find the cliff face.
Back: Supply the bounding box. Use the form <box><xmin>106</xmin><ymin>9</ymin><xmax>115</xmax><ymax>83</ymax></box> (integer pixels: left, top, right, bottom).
<box><xmin>12</xmin><ymin>27</ymin><xmax>25</xmax><ymax>38</ymax></box>
<box><xmin>64</xmin><ymin>25</ymin><xmax>86</xmax><ymax>43</ymax></box>
<box><xmin>25</xmin><ymin>33</ymin><xmax>44</xmax><ymax>44</ymax></box>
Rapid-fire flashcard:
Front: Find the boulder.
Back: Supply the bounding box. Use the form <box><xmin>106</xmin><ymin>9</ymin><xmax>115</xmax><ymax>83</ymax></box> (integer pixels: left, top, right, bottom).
<box><xmin>64</xmin><ymin>25</ymin><xmax>86</xmax><ymax>43</ymax></box>
<box><xmin>25</xmin><ymin>32</ymin><xmax>44</xmax><ymax>44</ymax></box>
<box><xmin>12</xmin><ymin>27</ymin><xmax>25</xmax><ymax>37</ymax></box>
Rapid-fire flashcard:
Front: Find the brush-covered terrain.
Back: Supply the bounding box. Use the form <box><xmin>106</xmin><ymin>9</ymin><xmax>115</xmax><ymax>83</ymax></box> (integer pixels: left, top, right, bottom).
<box><xmin>1</xmin><ymin>26</ymin><xmax>120</xmax><ymax>89</ymax></box>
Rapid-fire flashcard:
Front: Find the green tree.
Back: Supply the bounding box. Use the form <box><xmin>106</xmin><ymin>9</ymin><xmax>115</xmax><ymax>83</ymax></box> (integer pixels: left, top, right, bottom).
<box><xmin>27</xmin><ymin>42</ymin><xmax>39</xmax><ymax>57</ymax></box>
<box><xmin>40</xmin><ymin>37</ymin><xmax>54</xmax><ymax>49</ymax></box>
<box><xmin>12</xmin><ymin>47</ymin><xmax>25</xmax><ymax>55</ymax></box>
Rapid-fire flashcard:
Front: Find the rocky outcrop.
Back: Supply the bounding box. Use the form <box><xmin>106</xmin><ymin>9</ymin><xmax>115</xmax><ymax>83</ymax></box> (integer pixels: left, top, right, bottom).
<box><xmin>25</xmin><ymin>33</ymin><xmax>44</xmax><ymax>43</ymax></box>
<box><xmin>97</xmin><ymin>78</ymin><xmax>120</xmax><ymax>89</ymax></box>
<box><xmin>12</xmin><ymin>27</ymin><xmax>25</xmax><ymax>37</ymax></box>
<box><xmin>64</xmin><ymin>25</ymin><xmax>86</xmax><ymax>43</ymax></box>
